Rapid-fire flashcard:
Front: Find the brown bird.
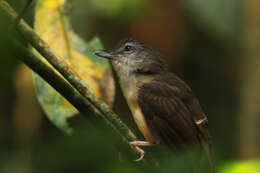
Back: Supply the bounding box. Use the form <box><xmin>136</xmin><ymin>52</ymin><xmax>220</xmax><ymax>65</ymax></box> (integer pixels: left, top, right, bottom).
<box><xmin>94</xmin><ymin>39</ymin><xmax>215</xmax><ymax>171</ymax></box>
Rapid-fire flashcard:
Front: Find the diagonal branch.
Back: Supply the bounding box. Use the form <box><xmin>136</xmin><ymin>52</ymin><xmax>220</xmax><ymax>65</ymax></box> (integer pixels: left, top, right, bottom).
<box><xmin>12</xmin><ymin>39</ymin><xmax>101</xmax><ymax>119</ymax></box>
<box><xmin>0</xmin><ymin>0</ymin><xmax>154</xmax><ymax>162</ymax></box>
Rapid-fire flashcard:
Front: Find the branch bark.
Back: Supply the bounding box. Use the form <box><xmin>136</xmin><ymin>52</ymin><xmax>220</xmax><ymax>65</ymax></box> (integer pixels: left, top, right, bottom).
<box><xmin>0</xmin><ymin>0</ymin><xmax>149</xmax><ymax>162</ymax></box>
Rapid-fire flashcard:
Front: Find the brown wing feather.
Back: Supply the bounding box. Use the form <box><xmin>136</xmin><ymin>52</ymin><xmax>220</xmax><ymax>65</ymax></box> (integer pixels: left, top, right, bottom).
<box><xmin>138</xmin><ymin>73</ymin><xmax>210</xmax><ymax>149</ymax></box>
<box><xmin>138</xmin><ymin>73</ymin><xmax>215</xmax><ymax>171</ymax></box>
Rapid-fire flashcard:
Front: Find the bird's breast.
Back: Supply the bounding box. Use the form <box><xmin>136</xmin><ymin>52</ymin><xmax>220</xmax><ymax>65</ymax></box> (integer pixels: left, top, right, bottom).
<box><xmin>119</xmin><ymin>76</ymin><xmax>157</xmax><ymax>143</ymax></box>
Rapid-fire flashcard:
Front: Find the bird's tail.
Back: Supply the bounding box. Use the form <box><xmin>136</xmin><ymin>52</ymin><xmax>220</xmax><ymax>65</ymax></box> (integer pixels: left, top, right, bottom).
<box><xmin>201</xmin><ymin>138</ymin><xmax>216</xmax><ymax>173</ymax></box>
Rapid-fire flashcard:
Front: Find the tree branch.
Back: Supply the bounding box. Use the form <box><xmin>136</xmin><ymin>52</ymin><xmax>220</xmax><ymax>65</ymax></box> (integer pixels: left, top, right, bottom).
<box><xmin>12</xmin><ymin>39</ymin><xmax>100</xmax><ymax>120</ymax></box>
<box><xmin>0</xmin><ymin>0</ymin><xmax>149</xmax><ymax>161</ymax></box>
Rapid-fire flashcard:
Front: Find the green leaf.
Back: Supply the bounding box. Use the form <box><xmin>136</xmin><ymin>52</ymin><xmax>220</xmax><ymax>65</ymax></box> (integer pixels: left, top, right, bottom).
<box><xmin>34</xmin><ymin>73</ymin><xmax>75</xmax><ymax>134</ymax></box>
<box><xmin>33</xmin><ymin>0</ymin><xmax>115</xmax><ymax>134</ymax></box>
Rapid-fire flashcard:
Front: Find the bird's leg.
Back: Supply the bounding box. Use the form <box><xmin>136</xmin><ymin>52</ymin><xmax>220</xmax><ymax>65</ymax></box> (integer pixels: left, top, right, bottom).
<box><xmin>130</xmin><ymin>141</ymin><xmax>155</xmax><ymax>161</ymax></box>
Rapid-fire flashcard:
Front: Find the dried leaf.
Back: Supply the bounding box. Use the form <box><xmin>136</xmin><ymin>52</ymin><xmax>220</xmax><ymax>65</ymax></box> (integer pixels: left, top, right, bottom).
<box><xmin>33</xmin><ymin>0</ymin><xmax>115</xmax><ymax>134</ymax></box>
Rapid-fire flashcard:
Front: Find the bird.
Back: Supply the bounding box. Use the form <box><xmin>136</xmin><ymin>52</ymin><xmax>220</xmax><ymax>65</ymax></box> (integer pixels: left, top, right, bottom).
<box><xmin>94</xmin><ymin>38</ymin><xmax>215</xmax><ymax>171</ymax></box>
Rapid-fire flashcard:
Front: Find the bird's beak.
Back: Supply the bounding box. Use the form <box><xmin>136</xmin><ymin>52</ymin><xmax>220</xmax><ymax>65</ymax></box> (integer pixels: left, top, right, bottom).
<box><xmin>94</xmin><ymin>50</ymin><xmax>115</xmax><ymax>59</ymax></box>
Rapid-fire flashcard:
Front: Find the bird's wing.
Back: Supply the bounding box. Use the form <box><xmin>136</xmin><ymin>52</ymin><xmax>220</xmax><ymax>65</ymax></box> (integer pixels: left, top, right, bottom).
<box><xmin>137</xmin><ymin>78</ymin><xmax>210</xmax><ymax>149</ymax></box>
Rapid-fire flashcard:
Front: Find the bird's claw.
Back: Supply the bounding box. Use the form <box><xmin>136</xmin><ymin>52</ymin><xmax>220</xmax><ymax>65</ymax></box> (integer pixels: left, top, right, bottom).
<box><xmin>134</xmin><ymin>154</ymin><xmax>144</xmax><ymax>162</ymax></box>
<box><xmin>130</xmin><ymin>141</ymin><xmax>150</xmax><ymax>162</ymax></box>
<box><xmin>133</xmin><ymin>146</ymin><xmax>145</xmax><ymax>162</ymax></box>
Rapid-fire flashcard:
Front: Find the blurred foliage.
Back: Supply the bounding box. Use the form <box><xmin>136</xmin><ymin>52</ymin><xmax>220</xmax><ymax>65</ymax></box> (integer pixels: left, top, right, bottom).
<box><xmin>219</xmin><ymin>160</ymin><xmax>260</xmax><ymax>173</ymax></box>
<box><xmin>89</xmin><ymin>0</ymin><xmax>147</xmax><ymax>20</ymax></box>
<box><xmin>33</xmin><ymin>0</ymin><xmax>115</xmax><ymax>134</ymax></box>
<box><xmin>179</xmin><ymin>0</ymin><xmax>241</xmax><ymax>43</ymax></box>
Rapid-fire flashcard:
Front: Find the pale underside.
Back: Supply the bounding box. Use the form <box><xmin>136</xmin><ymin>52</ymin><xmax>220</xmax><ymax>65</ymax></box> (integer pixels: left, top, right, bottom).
<box><xmin>118</xmin><ymin>73</ymin><xmax>158</xmax><ymax>143</ymax></box>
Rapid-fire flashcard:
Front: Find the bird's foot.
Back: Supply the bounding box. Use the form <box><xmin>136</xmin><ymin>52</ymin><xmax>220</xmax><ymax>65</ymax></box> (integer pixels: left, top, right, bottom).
<box><xmin>130</xmin><ymin>141</ymin><xmax>154</xmax><ymax>162</ymax></box>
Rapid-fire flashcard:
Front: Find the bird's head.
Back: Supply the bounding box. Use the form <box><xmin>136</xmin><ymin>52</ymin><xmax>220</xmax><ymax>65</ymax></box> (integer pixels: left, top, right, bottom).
<box><xmin>94</xmin><ymin>38</ymin><xmax>167</xmax><ymax>78</ymax></box>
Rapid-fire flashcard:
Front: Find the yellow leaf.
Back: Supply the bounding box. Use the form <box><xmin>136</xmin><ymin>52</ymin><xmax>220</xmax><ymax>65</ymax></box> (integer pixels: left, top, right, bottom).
<box><xmin>33</xmin><ymin>0</ymin><xmax>115</xmax><ymax>133</ymax></box>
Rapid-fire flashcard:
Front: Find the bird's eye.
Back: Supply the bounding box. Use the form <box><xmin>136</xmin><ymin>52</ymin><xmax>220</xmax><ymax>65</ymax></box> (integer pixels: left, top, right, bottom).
<box><xmin>124</xmin><ymin>45</ymin><xmax>132</xmax><ymax>51</ymax></box>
